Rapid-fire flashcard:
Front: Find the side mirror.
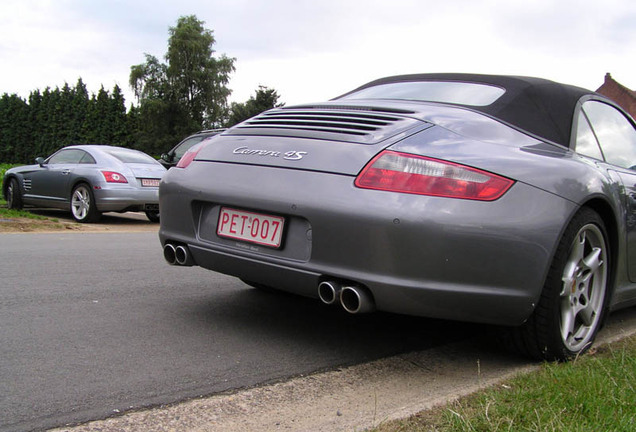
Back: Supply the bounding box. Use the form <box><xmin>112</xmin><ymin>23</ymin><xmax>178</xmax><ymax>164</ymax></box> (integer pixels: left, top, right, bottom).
<box><xmin>35</xmin><ymin>157</ymin><xmax>45</xmax><ymax>166</ymax></box>
<box><xmin>161</xmin><ymin>153</ymin><xmax>174</xmax><ymax>162</ymax></box>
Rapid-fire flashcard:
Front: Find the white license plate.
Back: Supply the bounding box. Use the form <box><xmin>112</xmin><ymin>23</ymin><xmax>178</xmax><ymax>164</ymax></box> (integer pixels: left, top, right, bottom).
<box><xmin>141</xmin><ymin>178</ymin><xmax>160</xmax><ymax>187</ymax></box>
<box><xmin>217</xmin><ymin>207</ymin><xmax>285</xmax><ymax>248</ymax></box>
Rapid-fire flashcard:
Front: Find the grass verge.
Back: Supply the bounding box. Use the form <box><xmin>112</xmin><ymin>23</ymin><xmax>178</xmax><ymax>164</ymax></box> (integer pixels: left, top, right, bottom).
<box><xmin>372</xmin><ymin>335</ymin><xmax>635</xmax><ymax>432</ymax></box>
<box><xmin>0</xmin><ymin>206</ymin><xmax>50</xmax><ymax>220</ymax></box>
<box><xmin>0</xmin><ymin>206</ymin><xmax>68</xmax><ymax>231</ymax></box>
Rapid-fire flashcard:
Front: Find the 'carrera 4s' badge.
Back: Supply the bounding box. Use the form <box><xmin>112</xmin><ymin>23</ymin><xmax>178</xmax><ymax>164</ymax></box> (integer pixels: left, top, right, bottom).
<box><xmin>233</xmin><ymin>146</ymin><xmax>307</xmax><ymax>161</ymax></box>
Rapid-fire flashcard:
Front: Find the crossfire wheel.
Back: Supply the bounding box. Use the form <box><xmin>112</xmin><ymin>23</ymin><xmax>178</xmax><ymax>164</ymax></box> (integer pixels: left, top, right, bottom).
<box><xmin>6</xmin><ymin>178</ymin><xmax>23</xmax><ymax>210</ymax></box>
<box><xmin>145</xmin><ymin>210</ymin><xmax>160</xmax><ymax>223</ymax></box>
<box><xmin>71</xmin><ymin>183</ymin><xmax>101</xmax><ymax>223</ymax></box>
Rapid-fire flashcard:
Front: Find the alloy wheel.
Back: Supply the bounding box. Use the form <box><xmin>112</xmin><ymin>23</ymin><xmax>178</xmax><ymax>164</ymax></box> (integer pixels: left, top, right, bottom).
<box><xmin>559</xmin><ymin>223</ymin><xmax>607</xmax><ymax>353</ymax></box>
<box><xmin>71</xmin><ymin>186</ymin><xmax>91</xmax><ymax>221</ymax></box>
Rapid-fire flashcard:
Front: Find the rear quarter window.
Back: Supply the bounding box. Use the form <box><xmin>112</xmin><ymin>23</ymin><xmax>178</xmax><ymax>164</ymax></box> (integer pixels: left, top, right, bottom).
<box><xmin>583</xmin><ymin>101</ymin><xmax>636</xmax><ymax>170</ymax></box>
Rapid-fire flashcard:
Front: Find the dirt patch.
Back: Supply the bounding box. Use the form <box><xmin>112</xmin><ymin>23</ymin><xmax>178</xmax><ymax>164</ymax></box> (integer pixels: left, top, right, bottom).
<box><xmin>0</xmin><ymin>211</ymin><xmax>159</xmax><ymax>233</ymax></box>
<box><xmin>0</xmin><ymin>217</ymin><xmax>84</xmax><ymax>233</ymax></box>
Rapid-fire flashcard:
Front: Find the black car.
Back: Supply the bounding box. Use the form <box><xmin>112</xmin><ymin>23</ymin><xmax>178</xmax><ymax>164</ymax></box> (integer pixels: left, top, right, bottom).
<box><xmin>159</xmin><ymin>129</ymin><xmax>225</xmax><ymax>168</ymax></box>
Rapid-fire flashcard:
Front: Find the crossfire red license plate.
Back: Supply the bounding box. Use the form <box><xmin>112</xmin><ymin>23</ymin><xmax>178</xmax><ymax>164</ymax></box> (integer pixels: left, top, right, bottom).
<box><xmin>217</xmin><ymin>207</ymin><xmax>285</xmax><ymax>248</ymax></box>
<box><xmin>141</xmin><ymin>178</ymin><xmax>160</xmax><ymax>187</ymax></box>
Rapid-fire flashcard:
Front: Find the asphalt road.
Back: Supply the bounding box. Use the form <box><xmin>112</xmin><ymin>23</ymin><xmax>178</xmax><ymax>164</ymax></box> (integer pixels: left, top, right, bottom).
<box><xmin>0</xmin><ymin>228</ymin><xmax>482</xmax><ymax>432</ymax></box>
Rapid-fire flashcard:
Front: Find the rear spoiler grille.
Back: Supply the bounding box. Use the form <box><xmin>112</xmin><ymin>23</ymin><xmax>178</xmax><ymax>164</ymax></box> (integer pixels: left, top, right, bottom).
<box><xmin>231</xmin><ymin>105</ymin><xmax>420</xmax><ymax>143</ymax></box>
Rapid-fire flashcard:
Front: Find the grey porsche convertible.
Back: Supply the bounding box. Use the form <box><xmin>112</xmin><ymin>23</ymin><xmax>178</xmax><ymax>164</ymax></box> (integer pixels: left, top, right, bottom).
<box><xmin>159</xmin><ymin>73</ymin><xmax>636</xmax><ymax>360</ymax></box>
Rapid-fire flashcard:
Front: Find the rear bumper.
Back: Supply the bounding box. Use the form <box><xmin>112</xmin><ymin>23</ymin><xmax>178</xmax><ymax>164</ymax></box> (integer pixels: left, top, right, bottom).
<box><xmin>159</xmin><ymin>161</ymin><xmax>577</xmax><ymax>326</ymax></box>
<box><xmin>94</xmin><ymin>186</ymin><xmax>159</xmax><ymax>212</ymax></box>
<box><xmin>182</xmin><ymin>243</ymin><xmax>539</xmax><ymax>325</ymax></box>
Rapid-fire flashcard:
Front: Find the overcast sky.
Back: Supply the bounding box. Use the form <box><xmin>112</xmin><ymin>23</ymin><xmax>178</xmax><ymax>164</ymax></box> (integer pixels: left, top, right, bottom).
<box><xmin>1</xmin><ymin>0</ymin><xmax>635</xmax><ymax>107</ymax></box>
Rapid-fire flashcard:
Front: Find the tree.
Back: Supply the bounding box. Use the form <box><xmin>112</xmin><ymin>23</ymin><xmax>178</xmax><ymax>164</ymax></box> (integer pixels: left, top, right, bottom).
<box><xmin>129</xmin><ymin>15</ymin><xmax>236</xmax><ymax>149</ymax></box>
<box><xmin>166</xmin><ymin>15</ymin><xmax>235</xmax><ymax>127</ymax></box>
<box><xmin>129</xmin><ymin>54</ymin><xmax>168</xmax><ymax>101</ymax></box>
<box><xmin>109</xmin><ymin>85</ymin><xmax>131</xmax><ymax>146</ymax></box>
<box><xmin>0</xmin><ymin>94</ymin><xmax>31</xmax><ymax>163</ymax></box>
<box><xmin>227</xmin><ymin>86</ymin><xmax>284</xmax><ymax>127</ymax></box>
<box><xmin>72</xmin><ymin>78</ymin><xmax>90</xmax><ymax>141</ymax></box>
<box><xmin>0</xmin><ymin>16</ymin><xmax>237</xmax><ymax>163</ymax></box>
<box><xmin>0</xmin><ymin>79</ymin><xmax>135</xmax><ymax>164</ymax></box>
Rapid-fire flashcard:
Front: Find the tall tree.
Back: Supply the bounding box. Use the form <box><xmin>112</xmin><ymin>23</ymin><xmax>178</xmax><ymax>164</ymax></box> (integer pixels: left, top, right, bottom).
<box><xmin>166</xmin><ymin>15</ymin><xmax>235</xmax><ymax>127</ymax></box>
<box><xmin>129</xmin><ymin>15</ymin><xmax>235</xmax><ymax>149</ymax></box>
<box><xmin>227</xmin><ymin>86</ymin><xmax>284</xmax><ymax>127</ymax></box>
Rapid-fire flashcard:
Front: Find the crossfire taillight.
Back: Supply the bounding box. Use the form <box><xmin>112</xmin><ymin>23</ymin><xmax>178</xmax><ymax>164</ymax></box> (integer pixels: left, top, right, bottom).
<box><xmin>355</xmin><ymin>151</ymin><xmax>514</xmax><ymax>201</ymax></box>
<box><xmin>101</xmin><ymin>171</ymin><xmax>128</xmax><ymax>183</ymax></box>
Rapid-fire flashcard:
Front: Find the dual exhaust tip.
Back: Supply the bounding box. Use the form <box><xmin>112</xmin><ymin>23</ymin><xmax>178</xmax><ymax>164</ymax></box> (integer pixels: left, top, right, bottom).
<box><xmin>163</xmin><ymin>244</ymin><xmax>373</xmax><ymax>314</ymax></box>
<box><xmin>318</xmin><ymin>281</ymin><xmax>375</xmax><ymax>314</ymax></box>
<box><xmin>163</xmin><ymin>243</ymin><xmax>194</xmax><ymax>266</ymax></box>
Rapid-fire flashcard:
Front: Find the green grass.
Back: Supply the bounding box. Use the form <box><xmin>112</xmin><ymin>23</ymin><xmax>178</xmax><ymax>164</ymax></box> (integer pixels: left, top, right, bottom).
<box><xmin>373</xmin><ymin>336</ymin><xmax>636</xmax><ymax>432</ymax></box>
<box><xmin>0</xmin><ymin>206</ymin><xmax>50</xmax><ymax>220</ymax></box>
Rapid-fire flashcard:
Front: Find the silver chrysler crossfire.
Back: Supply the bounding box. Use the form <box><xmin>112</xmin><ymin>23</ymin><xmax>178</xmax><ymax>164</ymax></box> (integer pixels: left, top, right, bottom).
<box><xmin>4</xmin><ymin>145</ymin><xmax>166</xmax><ymax>222</ymax></box>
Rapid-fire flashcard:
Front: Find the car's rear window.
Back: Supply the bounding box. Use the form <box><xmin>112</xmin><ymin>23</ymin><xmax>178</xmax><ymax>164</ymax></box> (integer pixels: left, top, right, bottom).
<box><xmin>339</xmin><ymin>81</ymin><xmax>506</xmax><ymax>106</ymax></box>
<box><xmin>105</xmin><ymin>148</ymin><xmax>157</xmax><ymax>164</ymax></box>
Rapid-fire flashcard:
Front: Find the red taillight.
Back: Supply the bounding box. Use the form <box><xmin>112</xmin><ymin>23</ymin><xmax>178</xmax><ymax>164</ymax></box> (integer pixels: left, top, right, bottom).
<box><xmin>355</xmin><ymin>151</ymin><xmax>514</xmax><ymax>201</ymax></box>
<box><xmin>176</xmin><ymin>142</ymin><xmax>206</xmax><ymax>169</ymax></box>
<box><xmin>101</xmin><ymin>171</ymin><xmax>128</xmax><ymax>183</ymax></box>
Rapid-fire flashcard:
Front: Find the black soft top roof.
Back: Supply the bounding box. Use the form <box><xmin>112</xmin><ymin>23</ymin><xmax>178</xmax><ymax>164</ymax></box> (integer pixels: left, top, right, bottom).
<box><xmin>338</xmin><ymin>73</ymin><xmax>596</xmax><ymax>147</ymax></box>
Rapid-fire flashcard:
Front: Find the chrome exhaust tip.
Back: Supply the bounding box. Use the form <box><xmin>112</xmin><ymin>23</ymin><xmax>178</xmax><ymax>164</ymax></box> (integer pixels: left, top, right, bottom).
<box><xmin>318</xmin><ymin>281</ymin><xmax>341</xmax><ymax>305</ymax></box>
<box><xmin>175</xmin><ymin>245</ymin><xmax>193</xmax><ymax>266</ymax></box>
<box><xmin>340</xmin><ymin>285</ymin><xmax>376</xmax><ymax>314</ymax></box>
<box><xmin>163</xmin><ymin>243</ymin><xmax>177</xmax><ymax>265</ymax></box>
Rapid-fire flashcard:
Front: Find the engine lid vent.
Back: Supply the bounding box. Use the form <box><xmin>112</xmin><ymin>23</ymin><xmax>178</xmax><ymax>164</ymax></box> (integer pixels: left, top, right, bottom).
<box><xmin>231</xmin><ymin>105</ymin><xmax>422</xmax><ymax>144</ymax></box>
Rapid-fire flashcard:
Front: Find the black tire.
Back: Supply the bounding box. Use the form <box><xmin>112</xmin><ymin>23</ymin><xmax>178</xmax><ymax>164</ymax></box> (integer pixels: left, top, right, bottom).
<box><xmin>511</xmin><ymin>208</ymin><xmax>611</xmax><ymax>361</ymax></box>
<box><xmin>70</xmin><ymin>183</ymin><xmax>101</xmax><ymax>223</ymax></box>
<box><xmin>6</xmin><ymin>178</ymin><xmax>23</xmax><ymax>209</ymax></box>
<box><xmin>145</xmin><ymin>210</ymin><xmax>160</xmax><ymax>223</ymax></box>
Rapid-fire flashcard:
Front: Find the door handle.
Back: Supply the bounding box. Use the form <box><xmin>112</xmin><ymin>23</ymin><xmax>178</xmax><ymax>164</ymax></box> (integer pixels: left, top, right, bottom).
<box><xmin>61</xmin><ymin>170</ymin><xmax>70</xmax><ymax>175</ymax></box>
